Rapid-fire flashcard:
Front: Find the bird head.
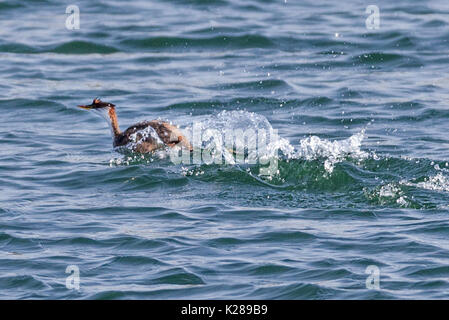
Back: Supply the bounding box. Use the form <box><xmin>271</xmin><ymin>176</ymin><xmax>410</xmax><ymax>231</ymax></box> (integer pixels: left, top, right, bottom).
<box><xmin>78</xmin><ymin>98</ymin><xmax>115</xmax><ymax>110</ymax></box>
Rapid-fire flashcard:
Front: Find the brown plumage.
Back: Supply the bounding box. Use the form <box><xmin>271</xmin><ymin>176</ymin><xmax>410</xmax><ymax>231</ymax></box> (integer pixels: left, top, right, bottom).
<box><xmin>78</xmin><ymin>98</ymin><xmax>192</xmax><ymax>153</ymax></box>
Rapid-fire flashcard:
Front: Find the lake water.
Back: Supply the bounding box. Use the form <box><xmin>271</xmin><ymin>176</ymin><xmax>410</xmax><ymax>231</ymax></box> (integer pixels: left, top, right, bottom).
<box><xmin>1</xmin><ymin>0</ymin><xmax>449</xmax><ymax>299</ymax></box>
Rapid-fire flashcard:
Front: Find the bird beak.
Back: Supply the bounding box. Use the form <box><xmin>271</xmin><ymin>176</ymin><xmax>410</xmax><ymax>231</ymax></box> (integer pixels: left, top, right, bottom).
<box><xmin>78</xmin><ymin>104</ymin><xmax>94</xmax><ymax>110</ymax></box>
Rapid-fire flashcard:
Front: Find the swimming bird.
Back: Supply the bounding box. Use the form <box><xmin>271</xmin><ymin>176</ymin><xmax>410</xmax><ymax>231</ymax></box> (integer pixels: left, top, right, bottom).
<box><xmin>78</xmin><ymin>98</ymin><xmax>192</xmax><ymax>153</ymax></box>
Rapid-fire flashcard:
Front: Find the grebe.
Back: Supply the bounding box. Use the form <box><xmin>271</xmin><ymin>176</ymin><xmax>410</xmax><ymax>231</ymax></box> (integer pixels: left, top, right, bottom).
<box><xmin>78</xmin><ymin>98</ymin><xmax>192</xmax><ymax>153</ymax></box>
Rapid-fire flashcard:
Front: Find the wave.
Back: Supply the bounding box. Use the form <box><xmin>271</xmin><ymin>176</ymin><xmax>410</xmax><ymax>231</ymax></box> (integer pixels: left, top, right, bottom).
<box><xmin>111</xmin><ymin>109</ymin><xmax>367</xmax><ymax>180</ymax></box>
<box><xmin>209</xmin><ymin>79</ymin><xmax>291</xmax><ymax>92</ymax></box>
<box><xmin>50</xmin><ymin>41</ymin><xmax>119</xmax><ymax>54</ymax></box>
<box><xmin>0</xmin><ymin>40</ymin><xmax>120</xmax><ymax>54</ymax></box>
<box><xmin>109</xmin><ymin>109</ymin><xmax>449</xmax><ymax>209</ymax></box>
<box><xmin>0</xmin><ymin>2</ymin><xmax>23</xmax><ymax>11</ymax></box>
<box><xmin>119</xmin><ymin>34</ymin><xmax>274</xmax><ymax>50</ymax></box>
<box><xmin>351</xmin><ymin>52</ymin><xmax>423</xmax><ymax>68</ymax></box>
<box><xmin>0</xmin><ymin>35</ymin><xmax>276</xmax><ymax>54</ymax></box>
<box><xmin>0</xmin><ymin>275</ymin><xmax>48</xmax><ymax>291</ymax></box>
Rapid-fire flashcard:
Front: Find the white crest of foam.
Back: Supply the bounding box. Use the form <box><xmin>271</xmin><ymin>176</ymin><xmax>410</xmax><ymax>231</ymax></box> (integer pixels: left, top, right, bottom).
<box><xmin>185</xmin><ymin>110</ymin><xmax>296</xmax><ymax>165</ymax></box>
<box><xmin>295</xmin><ymin>129</ymin><xmax>367</xmax><ymax>173</ymax></box>
<box><xmin>401</xmin><ymin>173</ymin><xmax>449</xmax><ymax>192</ymax></box>
<box><xmin>365</xmin><ymin>183</ymin><xmax>410</xmax><ymax>207</ymax></box>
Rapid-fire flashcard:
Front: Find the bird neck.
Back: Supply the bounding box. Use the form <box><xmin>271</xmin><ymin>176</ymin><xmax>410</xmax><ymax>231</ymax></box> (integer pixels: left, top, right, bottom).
<box><xmin>108</xmin><ymin>108</ymin><xmax>121</xmax><ymax>137</ymax></box>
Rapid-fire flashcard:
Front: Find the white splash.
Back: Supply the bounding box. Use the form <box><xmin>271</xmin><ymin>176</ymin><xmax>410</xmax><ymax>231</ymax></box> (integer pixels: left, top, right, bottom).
<box><xmin>366</xmin><ymin>183</ymin><xmax>410</xmax><ymax>207</ymax></box>
<box><xmin>378</xmin><ymin>183</ymin><xmax>400</xmax><ymax>198</ymax></box>
<box><xmin>401</xmin><ymin>173</ymin><xmax>449</xmax><ymax>193</ymax></box>
<box><xmin>295</xmin><ymin>129</ymin><xmax>367</xmax><ymax>173</ymax></box>
<box><xmin>110</xmin><ymin>110</ymin><xmax>369</xmax><ymax>177</ymax></box>
<box><xmin>184</xmin><ymin>110</ymin><xmax>296</xmax><ymax>165</ymax></box>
